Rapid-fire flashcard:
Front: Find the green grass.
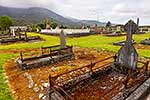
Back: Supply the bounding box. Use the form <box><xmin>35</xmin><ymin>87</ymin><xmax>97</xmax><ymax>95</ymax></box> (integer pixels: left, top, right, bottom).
<box><xmin>0</xmin><ymin>32</ymin><xmax>150</xmax><ymax>99</ymax></box>
<box><xmin>0</xmin><ymin>54</ymin><xmax>15</xmax><ymax>100</ymax></box>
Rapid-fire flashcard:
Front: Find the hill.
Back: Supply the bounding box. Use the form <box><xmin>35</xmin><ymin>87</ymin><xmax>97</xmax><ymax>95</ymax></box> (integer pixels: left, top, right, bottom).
<box><xmin>0</xmin><ymin>6</ymin><xmax>106</xmax><ymax>26</ymax></box>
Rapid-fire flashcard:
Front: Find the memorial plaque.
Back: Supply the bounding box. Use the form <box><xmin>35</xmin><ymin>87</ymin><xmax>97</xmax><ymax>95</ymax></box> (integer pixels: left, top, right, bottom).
<box><xmin>117</xmin><ymin>20</ymin><xmax>138</xmax><ymax>70</ymax></box>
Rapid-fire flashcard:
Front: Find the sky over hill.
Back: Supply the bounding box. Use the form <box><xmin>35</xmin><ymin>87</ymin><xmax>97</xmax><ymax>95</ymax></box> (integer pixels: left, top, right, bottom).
<box><xmin>0</xmin><ymin>0</ymin><xmax>150</xmax><ymax>25</ymax></box>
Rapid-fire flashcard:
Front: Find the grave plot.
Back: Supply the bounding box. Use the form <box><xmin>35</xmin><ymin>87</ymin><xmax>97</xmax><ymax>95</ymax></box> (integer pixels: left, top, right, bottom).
<box><xmin>3</xmin><ymin>47</ymin><xmax>113</xmax><ymax>100</ymax></box>
<box><xmin>140</xmin><ymin>38</ymin><xmax>150</xmax><ymax>45</ymax></box>
<box><xmin>45</xmin><ymin>20</ymin><xmax>150</xmax><ymax>100</ymax></box>
<box><xmin>104</xmin><ymin>31</ymin><xmax>126</xmax><ymax>37</ymax></box>
<box><xmin>0</xmin><ymin>26</ymin><xmax>42</xmax><ymax>44</ymax></box>
<box><xmin>15</xmin><ymin>30</ymin><xmax>74</xmax><ymax>70</ymax></box>
<box><xmin>16</xmin><ymin>45</ymin><xmax>74</xmax><ymax>70</ymax></box>
<box><xmin>113</xmin><ymin>40</ymin><xmax>136</xmax><ymax>46</ymax></box>
<box><xmin>47</xmin><ymin>56</ymin><xmax>148</xmax><ymax>100</ymax></box>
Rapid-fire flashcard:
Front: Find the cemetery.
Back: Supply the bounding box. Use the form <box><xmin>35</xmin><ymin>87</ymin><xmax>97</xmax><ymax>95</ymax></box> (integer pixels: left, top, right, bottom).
<box><xmin>0</xmin><ymin>26</ymin><xmax>42</xmax><ymax>44</ymax></box>
<box><xmin>1</xmin><ymin>1</ymin><xmax>150</xmax><ymax>99</ymax></box>
<box><xmin>1</xmin><ymin>20</ymin><xmax>150</xmax><ymax>100</ymax></box>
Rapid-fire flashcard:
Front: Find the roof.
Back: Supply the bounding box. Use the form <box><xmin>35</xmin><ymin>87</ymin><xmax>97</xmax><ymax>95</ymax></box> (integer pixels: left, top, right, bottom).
<box><xmin>9</xmin><ymin>26</ymin><xmax>27</xmax><ymax>30</ymax></box>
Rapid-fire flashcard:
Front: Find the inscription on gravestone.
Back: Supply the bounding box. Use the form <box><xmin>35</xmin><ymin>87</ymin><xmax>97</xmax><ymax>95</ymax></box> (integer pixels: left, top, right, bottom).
<box><xmin>117</xmin><ymin>20</ymin><xmax>138</xmax><ymax>70</ymax></box>
<box><xmin>60</xmin><ymin>30</ymin><xmax>66</xmax><ymax>49</ymax></box>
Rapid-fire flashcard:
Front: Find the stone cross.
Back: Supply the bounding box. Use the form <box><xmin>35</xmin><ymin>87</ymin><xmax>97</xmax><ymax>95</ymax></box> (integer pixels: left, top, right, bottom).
<box><xmin>60</xmin><ymin>30</ymin><xmax>66</xmax><ymax>49</ymax></box>
<box><xmin>117</xmin><ymin>20</ymin><xmax>138</xmax><ymax>70</ymax></box>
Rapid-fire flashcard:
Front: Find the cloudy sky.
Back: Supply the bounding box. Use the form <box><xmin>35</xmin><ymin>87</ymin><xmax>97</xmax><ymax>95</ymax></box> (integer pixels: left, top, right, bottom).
<box><xmin>0</xmin><ymin>0</ymin><xmax>150</xmax><ymax>25</ymax></box>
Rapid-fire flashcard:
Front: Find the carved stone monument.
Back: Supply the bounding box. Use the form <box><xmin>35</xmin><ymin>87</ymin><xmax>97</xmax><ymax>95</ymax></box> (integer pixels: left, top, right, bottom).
<box><xmin>46</xmin><ymin>17</ymin><xmax>51</xmax><ymax>29</ymax></box>
<box><xmin>60</xmin><ymin>30</ymin><xmax>66</xmax><ymax>49</ymax></box>
<box><xmin>116</xmin><ymin>20</ymin><xmax>138</xmax><ymax>70</ymax></box>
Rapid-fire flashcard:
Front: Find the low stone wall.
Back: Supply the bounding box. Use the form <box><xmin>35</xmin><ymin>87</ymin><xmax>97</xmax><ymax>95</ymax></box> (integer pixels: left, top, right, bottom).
<box><xmin>16</xmin><ymin>45</ymin><xmax>74</xmax><ymax>70</ymax></box>
<box><xmin>0</xmin><ymin>36</ymin><xmax>41</xmax><ymax>44</ymax></box>
<box><xmin>16</xmin><ymin>54</ymin><xmax>74</xmax><ymax>70</ymax></box>
<box><xmin>126</xmin><ymin>77</ymin><xmax>150</xmax><ymax>100</ymax></box>
<box><xmin>111</xmin><ymin>75</ymin><xmax>150</xmax><ymax>100</ymax></box>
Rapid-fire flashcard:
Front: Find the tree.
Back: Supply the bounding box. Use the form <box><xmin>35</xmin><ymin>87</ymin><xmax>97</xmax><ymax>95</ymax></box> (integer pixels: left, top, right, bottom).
<box><xmin>106</xmin><ymin>21</ymin><xmax>111</xmax><ymax>27</ymax></box>
<box><xmin>37</xmin><ymin>23</ymin><xmax>45</xmax><ymax>29</ymax></box>
<box><xmin>51</xmin><ymin>22</ymin><xmax>58</xmax><ymax>29</ymax></box>
<box><xmin>0</xmin><ymin>16</ymin><xmax>13</xmax><ymax>31</ymax></box>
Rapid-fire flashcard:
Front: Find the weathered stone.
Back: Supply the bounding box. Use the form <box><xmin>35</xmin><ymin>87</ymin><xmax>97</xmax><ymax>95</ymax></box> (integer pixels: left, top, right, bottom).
<box><xmin>42</xmin><ymin>82</ymin><xmax>49</xmax><ymax>88</ymax></box>
<box><xmin>60</xmin><ymin>30</ymin><xmax>66</xmax><ymax>49</ymax></box>
<box><xmin>24</xmin><ymin>72</ymin><xmax>34</xmax><ymax>88</ymax></box>
<box><xmin>12</xmin><ymin>91</ymin><xmax>16</xmax><ymax>94</ymax></box>
<box><xmin>126</xmin><ymin>77</ymin><xmax>150</xmax><ymax>100</ymax></box>
<box><xmin>42</xmin><ymin>96</ymin><xmax>47</xmax><ymax>100</ymax></box>
<box><xmin>117</xmin><ymin>20</ymin><xmax>138</xmax><ymax>70</ymax></box>
<box><xmin>33</xmin><ymin>86</ymin><xmax>40</xmax><ymax>92</ymax></box>
<box><xmin>39</xmin><ymin>93</ymin><xmax>44</xmax><ymax>99</ymax></box>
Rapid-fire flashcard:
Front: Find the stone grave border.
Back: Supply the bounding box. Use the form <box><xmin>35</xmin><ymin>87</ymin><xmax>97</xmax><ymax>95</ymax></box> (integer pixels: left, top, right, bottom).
<box><xmin>15</xmin><ymin>45</ymin><xmax>74</xmax><ymax>70</ymax></box>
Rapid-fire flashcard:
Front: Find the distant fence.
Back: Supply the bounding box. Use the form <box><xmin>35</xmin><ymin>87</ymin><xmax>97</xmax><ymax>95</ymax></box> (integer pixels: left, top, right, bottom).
<box><xmin>41</xmin><ymin>29</ymin><xmax>91</xmax><ymax>34</ymax></box>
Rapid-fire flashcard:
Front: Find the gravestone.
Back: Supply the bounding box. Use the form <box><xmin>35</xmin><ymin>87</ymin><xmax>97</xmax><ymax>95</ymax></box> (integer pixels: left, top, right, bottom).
<box><xmin>116</xmin><ymin>20</ymin><xmax>138</xmax><ymax>70</ymax></box>
<box><xmin>60</xmin><ymin>30</ymin><xmax>66</xmax><ymax>49</ymax></box>
<box><xmin>11</xmin><ymin>28</ymin><xmax>16</xmax><ymax>38</ymax></box>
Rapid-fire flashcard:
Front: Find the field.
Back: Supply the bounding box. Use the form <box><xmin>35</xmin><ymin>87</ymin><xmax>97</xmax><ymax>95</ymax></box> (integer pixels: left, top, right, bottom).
<box><xmin>0</xmin><ymin>32</ymin><xmax>150</xmax><ymax>99</ymax></box>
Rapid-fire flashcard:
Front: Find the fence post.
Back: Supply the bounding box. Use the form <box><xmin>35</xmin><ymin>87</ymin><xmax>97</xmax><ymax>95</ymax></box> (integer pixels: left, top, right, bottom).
<box><xmin>49</xmin><ymin>75</ymin><xmax>52</xmax><ymax>100</ymax></box>
<box><xmin>20</xmin><ymin>52</ymin><xmax>23</xmax><ymax>63</ymax></box>
<box><xmin>90</xmin><ymin>61</ymin><xmax>93</xmax><ymax>75</ymax></box>
<box><xmin>41</xmin><ymin>46</ymin><xmax>43</xmax><ymax>55</ymax></box>
<box><xmin>113</xmin><ymin>54</ymin><xmax>117</xmax><ymax>62</ymax></box>
<box><xmin>145</xmin><ymin>60</ymin><xmax>149</xmax><ymax>72</ymax></box>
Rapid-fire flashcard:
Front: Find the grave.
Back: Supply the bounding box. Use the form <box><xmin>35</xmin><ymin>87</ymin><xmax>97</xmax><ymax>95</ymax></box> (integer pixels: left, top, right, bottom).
<box><xmin>113</xmin><ymin>39</ymin><xmax>136</xmax><ymax>46</ymax></box>
<box><xmin>0</xmin><ymin>26</ymin><xmax>42</xmax><ymax>44</ymax></box>
<box><xmin>45</xmin><ymin>20</ymin><xmax>149</xmax><ymax>100</ymax></box>
<box><xmin>104</xmin><ymin>31</ymin><xmax>126</xmax><ymax>37</ymax></box>
<box><xmin>140</xmin><ymin>38</ymin><xmax>150</xmax><ymax>45</ymax></box>
<box><xmin>15</xmin><ymin>30</ymin><xmax>74</xmax><ymax>70</ymax></box>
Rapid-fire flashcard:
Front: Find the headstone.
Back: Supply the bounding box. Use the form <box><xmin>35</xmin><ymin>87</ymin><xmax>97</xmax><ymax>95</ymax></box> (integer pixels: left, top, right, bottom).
<box><xmin>60</xmin><ymin>30</ymin><xmax>66</xmax><ymax>49</ymax></box>
<box><xmin>117</xmin><ymin>20</ymin><xmax>138</xmax><ymax>70</ymax></box>
<box><xmin>12</xmin><ymin>29</ymin><xmax>15</xmax><ymax>37</ymax></box>
<box><xmin>17</xmin><ymin>27</ymin><xmax>21</xmax><ymax>39</ymax></box>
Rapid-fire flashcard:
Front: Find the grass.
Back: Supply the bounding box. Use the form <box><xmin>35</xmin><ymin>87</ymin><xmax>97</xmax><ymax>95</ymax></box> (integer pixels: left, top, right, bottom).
<box><xmin>0</xmin><ymin>53</ymin><xmax>15</xmax><ymax>100</ymax></box>
<box><xmin>0</xmin><ymin>32</ymin><xmax>150</xmax><ymax>99</ymax></box>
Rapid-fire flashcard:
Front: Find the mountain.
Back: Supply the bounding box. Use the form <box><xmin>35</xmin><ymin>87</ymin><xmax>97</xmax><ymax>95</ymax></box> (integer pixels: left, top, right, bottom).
<box><xmin>67</xmin><ymin>17</ymin><xmax>106</xmax><ymax>26</ymax></box>
<box><xmin>0</xmin><ymin>6</ymin><xmax>78</xmax><ymax>25</ymax></box>
<box><xmin>0</xmin><ymin>5</ymin><xmax>106</xmax><ymax>26</ymax></box>
<box><xmin>80</xmin><ymin>20</ymin><xmax>106</xmax><ymax>26</ymax></box>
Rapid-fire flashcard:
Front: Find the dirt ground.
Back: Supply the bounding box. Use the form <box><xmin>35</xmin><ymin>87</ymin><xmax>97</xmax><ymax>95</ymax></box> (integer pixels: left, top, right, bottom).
<box><xmin>135</xmin><ymin>44</ymin><xmax>150</xmax><ymax>50</ymax></box>
<box><xmin>72</xmin><ymin>72</ymin><xmax>125</xmax><ymax>100</ymax></box>
<box><xmin>3</xmin><ymin>47</ymin><xmax>114</xmax><ymax>100</ymax></box>
<box><xmin>2</xmin><ymin>46</ymin><xmax>150</xmax><ymax>100</ymax></box>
